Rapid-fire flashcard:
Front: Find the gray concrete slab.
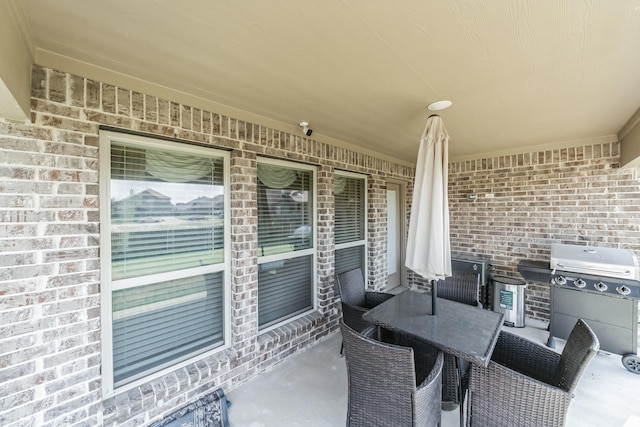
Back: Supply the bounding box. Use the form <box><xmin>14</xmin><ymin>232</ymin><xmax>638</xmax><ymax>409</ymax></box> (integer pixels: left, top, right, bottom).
<box><xmin>227</xmin><ymin>318</ymin><xmax>640</xmax><ymax>426</ymax></box>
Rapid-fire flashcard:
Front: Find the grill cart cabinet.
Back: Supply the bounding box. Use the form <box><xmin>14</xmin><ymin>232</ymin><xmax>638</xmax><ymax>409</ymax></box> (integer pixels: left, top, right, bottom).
<box><xmin>549</xmin><ymin>285</ymin><xmax>638</xmax><ymax>357</ymax></box>
<box><xmin>518</xmin><ymin>259</ymin><xmax>640</xmax><ymax>374</ymax></box>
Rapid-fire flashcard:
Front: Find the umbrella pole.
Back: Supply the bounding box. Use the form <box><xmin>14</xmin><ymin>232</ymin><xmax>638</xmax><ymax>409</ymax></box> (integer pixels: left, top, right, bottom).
<box><xmin>431</xmin><ymin>279</ymin><xmax>437</xmax><ymax>315</ymax></box>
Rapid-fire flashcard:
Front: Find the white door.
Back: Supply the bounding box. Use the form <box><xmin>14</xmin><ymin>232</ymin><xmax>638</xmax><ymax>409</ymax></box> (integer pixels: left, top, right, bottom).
<box><xmin>386</xmin><ymin>183</ymin><xmax>403</xmax><ymax>289</ymax></box>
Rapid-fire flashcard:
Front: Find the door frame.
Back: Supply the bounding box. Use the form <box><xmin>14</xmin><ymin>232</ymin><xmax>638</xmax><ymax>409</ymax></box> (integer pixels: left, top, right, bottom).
<box><xmin>386</xmin><ymin>180</ymin><xmax>407</xmax><ymax>290</ymax></box>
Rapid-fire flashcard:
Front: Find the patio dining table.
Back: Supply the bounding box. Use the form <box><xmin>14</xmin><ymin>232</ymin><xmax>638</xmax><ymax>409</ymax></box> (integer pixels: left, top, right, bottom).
<box><xmin>362</xmin><ymin>289</ymin><xmax>504</xmax><ymax>426</ymax></box>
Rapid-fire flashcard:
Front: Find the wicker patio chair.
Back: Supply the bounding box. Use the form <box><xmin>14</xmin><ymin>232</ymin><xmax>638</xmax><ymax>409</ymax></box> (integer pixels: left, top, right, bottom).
<box><xmin>437</xmin><ymin>270</ymin><xmax>482</xmax><ymax>307</ymax></box>
<box><xmin>335</xmin><ymin>268</ymin><xmax>394</xmax><ymax>355</ymax></box>
<box><xmin>340</xmin><ymin>321</ymin><xmax>444</xmax><ymax>427</ymax></box>
<box><xmin>467</xmin><ymin>318</ymin><xmax>599</xmax><ymax>427</ymax></box>
<box><xmin>436</xmin><ymin>270</ymin><xmax>482</xmax><ymax>410</ymax></box>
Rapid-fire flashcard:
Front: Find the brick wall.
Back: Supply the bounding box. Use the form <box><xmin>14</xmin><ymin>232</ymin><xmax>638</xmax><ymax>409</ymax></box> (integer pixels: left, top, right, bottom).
<box><xmin>0</xmin><ymin>65</ymin><xmax>415</xmax><ymax>427</ymax></box>
<box><xmin>4</xmin><ymin>64</ymin><xmax>639</xmax><ymax>426</ymax></box>
<box><xmin>447</xmin><ymin>145</ymin><xmax>640</xmax><ymax>320</ymax></box>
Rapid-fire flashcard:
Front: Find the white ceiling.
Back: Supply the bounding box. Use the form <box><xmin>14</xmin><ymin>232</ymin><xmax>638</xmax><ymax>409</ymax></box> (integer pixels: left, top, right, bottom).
<box><xmin>18</xmin><ymin>0</ymin><xmax>640</xmax><ymax>164</ymax></box>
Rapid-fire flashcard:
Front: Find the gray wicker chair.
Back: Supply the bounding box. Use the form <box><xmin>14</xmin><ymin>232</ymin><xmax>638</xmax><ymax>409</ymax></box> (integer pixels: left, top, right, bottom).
<box><xmin>436</xmin><ymin>270</ymin><xmax>482</xmax><ymax>410</ymax></box>
<box><xmin>335</xmin><ymin>268</ymin><xmax>394</xmax><ymax>355</ymax></box>
<box><xmin>437</xmin><ymin>270</ymin><xmax>482</xmax><ymax>307</ymax></box>
<box><xmin>467</xmin><ymin>318</ymin><xmax>599</xmax><ymax>427</ymax></box>
<box><xmin>340</xmin><ymin>321</ymin><xmax>444</xmax><ymax>427</ymax></box>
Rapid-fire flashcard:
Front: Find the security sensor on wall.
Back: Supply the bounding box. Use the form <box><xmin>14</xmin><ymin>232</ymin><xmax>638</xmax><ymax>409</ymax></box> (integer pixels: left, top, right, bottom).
<box><xmin>299</xmin><ymin>121</ymin><xmax>313</xmax><ymax>136</ymax></box>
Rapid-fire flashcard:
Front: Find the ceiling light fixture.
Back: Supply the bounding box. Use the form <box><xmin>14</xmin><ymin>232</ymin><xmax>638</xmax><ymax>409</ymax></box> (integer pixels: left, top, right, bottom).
<box><xmin>428</xmin><ymin>100</ymin><xmax>452</xmax><ymax>111</ymax></box>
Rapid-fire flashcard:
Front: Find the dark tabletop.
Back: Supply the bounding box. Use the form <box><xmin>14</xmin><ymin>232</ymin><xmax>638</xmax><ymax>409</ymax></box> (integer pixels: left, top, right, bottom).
<box><xmin>363</xmin><ymin>290</ymin><xmax>504</xmax><ymax>367</ymax></box>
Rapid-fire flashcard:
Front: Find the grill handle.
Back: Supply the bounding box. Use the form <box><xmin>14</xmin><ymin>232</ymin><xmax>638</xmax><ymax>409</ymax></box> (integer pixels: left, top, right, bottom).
<box><xmin>554</xmin><ymin>263</ymin><xmax>633</xmax><ymax>277</ymax></box>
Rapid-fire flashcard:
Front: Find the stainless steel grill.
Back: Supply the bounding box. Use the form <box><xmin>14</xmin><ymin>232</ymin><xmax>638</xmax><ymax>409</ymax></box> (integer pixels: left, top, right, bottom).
<box><xmin>551</xmin><ymin>243</ymin><xmax>640</xmax><ymax>283</ymax></box>
<box><xmin>518</xmin><ymin>244</ymin><xmax>640</xmax><ymax>374</ymax></box>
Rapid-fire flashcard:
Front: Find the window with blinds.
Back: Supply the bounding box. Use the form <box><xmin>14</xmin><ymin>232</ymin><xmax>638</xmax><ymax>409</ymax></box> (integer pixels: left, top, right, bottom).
<box><xmin>334</xmin><ymin>173</ymin><xmax>367</xmax><ymax>275</ymax></box>
<box><xmin>100</xmin><ymin>131</ymin><xmax>228</xmax><ymax>393</ymax></box>
<box><xmin>256</xmin><ymin>159</ymin><xmax>316</xmax><ymax>330</ymax></box>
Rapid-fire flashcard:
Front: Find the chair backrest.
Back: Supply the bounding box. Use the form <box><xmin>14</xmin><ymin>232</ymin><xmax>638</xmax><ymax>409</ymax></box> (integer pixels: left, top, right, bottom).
<box><xmin>553</xmin><ymin>319</ymin><xmax>600</xmax><ymax>393</ymax></box>
<box><xmin>340</xmin><ymin>322</ymin><xmax>418</xmax><ymax>426</ymax></box>
<box><xmin>436</xmin><ymin>270</ymin><xmax>481</xmax><ymax>306</ymax></box>
<box><xmin>336</xmin><ymin>268</ymin><xmax>367</xmax><ymax>307</ymax></box>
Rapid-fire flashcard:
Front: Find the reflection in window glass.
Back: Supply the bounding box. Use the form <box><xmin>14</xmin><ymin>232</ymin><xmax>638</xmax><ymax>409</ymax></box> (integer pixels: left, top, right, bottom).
<box><xmin>257</xmin><ymin>165</ymin><xmax>313</xmax><ymax>251</ymax></box>
<box><xmin>110</xmin><ymin>144</ymin><xmax>225</xmax><ymax>280</ymax></box>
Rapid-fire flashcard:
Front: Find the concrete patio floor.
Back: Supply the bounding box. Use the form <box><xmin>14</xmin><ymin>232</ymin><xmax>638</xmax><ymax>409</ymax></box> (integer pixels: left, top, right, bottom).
<box><xmin>226</xmin><ymin>318</ymin><xmax>640</xmax><ymax>427</ymax></box>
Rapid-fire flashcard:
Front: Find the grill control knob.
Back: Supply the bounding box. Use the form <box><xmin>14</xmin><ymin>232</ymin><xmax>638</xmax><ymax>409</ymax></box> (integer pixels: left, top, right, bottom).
<box><xmin>555</xmin><ymin>276</ymin><xmax>567</xmax><ymax>285</ymax></box>
<box><xmin>594</xmin><ymin>282</ymin><xmax>608</xmax><ymax>292</ymax></box>
<box><xmin>574</xmin><ymin>279</ymin><xmax>586</xmax><ymax>288</ymax></box>
<box><xmin>617</xmin><ymin>285</ymin><xmax>631</xmax><ymax>296</ymax></box>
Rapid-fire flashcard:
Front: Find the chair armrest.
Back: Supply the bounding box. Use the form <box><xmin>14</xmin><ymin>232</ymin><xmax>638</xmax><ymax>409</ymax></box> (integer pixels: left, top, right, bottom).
<box><xmin>365</xmin><ymin>291</ymin><xmax>394</xmax><ymax>308</ymax></box>
<box><xmin>341</xmin><ymin>302</ymin><xmax>371</xmax><ymax>332</ymax></box>
<box><xmin>393</xmin><ymin>332</ymin><xmax>440</xmax><ymax>384</ymax></box>
<box><xmin>388</xmin><ymin>330</ymin><xmax>443</xmax><ymax>424</ymax></box>
<box><xmin>415</xmin><ymin>350</ymin><xmax>444</xmax><ymax>392</ymax></box>
<box><xmin>374</xmin><ymin>327</ymin><xmax>442</xmax><ymax>389</ymax></box>
<box><xmin>365</xmin><ymin>326</ymin><xmax>444</xmax><ymax>424</ymax></box>
<box><xmin>469</xmin><ymin>361</ymin><xmax>572</xmax><ymax>427</ymax></box>
<box><xmin>491</xmin><ymin>331</ymin><xmax>561</xmax><ymax>385</ymax></box>
<box><xmin>414</xmin><ymin>350</ymin><xmax>443</xmax><ymax>423</ymax></box>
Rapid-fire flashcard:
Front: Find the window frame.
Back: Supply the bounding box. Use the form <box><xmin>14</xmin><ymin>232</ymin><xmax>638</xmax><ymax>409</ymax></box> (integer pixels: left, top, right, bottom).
<box><xmin>256</xmin><ymin>157</ymin><xmax>318</xmax><ymax>332</ymax></box>
<box><xmin>334</xmin><ymin>170</ymin><xmax>368</xmax><ymax>278</ymax></box>
<box><xmin>99</xmin><ymin>130</ymin><xmax>231</xmax><ymax>397</ymax></box>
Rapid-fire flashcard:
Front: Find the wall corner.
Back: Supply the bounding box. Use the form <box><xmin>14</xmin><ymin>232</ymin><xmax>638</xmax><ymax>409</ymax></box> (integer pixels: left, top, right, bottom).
<box><xmin>619</xmin><ymin>107</ymin><xmax>640</xmax><ymax>168</ymax></box>
<box><xmin>0</xmin><ymin>0</ymin><xmax>34</xmax><ymax>121</ymax></box>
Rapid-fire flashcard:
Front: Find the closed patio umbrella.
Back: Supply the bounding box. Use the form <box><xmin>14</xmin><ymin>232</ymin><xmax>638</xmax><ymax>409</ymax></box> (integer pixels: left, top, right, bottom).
<box><xmin>405</xmin><ymin>114</ymin><xmax>452</xmax><ymax>314</ymax></box>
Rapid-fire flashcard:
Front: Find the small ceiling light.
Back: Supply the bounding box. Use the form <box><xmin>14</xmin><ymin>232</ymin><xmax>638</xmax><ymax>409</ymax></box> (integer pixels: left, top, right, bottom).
<box><xmin>428</xmin><ymin>100</ymin><xmax>452</xmax><ymax>111</ymax></box>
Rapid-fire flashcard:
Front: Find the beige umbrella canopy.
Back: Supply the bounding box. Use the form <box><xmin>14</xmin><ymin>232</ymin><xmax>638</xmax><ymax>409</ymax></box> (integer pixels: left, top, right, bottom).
<box><xmin>405</xmin><ymin>114</ymin><xmax>452</xmax><ymax>314</ymax></box>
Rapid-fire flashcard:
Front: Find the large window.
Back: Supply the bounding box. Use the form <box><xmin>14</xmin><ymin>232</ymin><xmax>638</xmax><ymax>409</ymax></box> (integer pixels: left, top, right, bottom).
<box><xmin>100</xmin><ymin>131</ymin><xmax>229</xmax><ymax>394</ymax></box>
<box><xmin>257</xmin><ymin>158</ymin><xmax>316</xmax><ymax>330</ymax></box>
<box><xmin>334</xmin><ymin>172</ymin><xmax>367</xmax><ymax>275</ymax></box>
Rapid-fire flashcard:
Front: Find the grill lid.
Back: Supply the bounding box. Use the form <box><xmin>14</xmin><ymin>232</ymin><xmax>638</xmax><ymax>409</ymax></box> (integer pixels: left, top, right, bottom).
<box><xmin>550</xmin><ymin>244</ymin><xmax>640</xmax><ymax>280</ymax></box>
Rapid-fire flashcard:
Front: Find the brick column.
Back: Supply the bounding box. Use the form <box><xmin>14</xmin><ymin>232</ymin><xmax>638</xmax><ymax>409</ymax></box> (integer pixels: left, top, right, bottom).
<box><xmin>229</xmin><ymin>150</ymin><xmax>258</xmax><ymax>362</ymax></box>
<box><xmin>367</xmin><ymin>173</ymin><xmax>388</xmax><ymax>291</ymax></box>
<box><xmin>316</xmin><ymin>165</ymin><xmax>336</xmax><ymax>315</ymax></box>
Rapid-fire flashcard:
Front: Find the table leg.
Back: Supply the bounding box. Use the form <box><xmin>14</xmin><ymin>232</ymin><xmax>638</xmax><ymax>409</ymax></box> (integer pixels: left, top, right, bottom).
<box><xmin>455</xmin><ymin>356</ymin><xmax>464</xmax><ymax>426</ymax></box>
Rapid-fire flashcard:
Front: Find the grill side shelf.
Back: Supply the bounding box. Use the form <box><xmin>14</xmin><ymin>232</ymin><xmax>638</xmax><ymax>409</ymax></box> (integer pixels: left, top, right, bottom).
<box><xmin>517</xmin><ymin>259</ymin><xmax>552</xmax><ymax>287</ymax></box>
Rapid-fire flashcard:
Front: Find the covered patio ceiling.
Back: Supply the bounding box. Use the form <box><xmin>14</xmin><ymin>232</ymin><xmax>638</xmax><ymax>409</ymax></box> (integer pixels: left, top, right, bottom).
<box><xmin>6</xmin><ymin>1</ymin><xmax>640</xmax><ymax>163</ymax></box>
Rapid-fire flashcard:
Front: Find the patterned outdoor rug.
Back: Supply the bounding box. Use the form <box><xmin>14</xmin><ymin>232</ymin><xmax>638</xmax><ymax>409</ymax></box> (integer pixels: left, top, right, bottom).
<box><xmin>150</xmin><ymin>388</ymin><xmax>231</xmax><ymax>427</ymax></box>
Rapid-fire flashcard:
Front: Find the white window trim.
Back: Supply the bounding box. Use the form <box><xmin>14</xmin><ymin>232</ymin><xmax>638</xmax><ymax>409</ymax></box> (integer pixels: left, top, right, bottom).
<box><xmin>334</xmin><ymin>170</ymin><xmax>368</xmax><ymax>279</ymax></box>
<box><xmin>99</xmin><ymin>130</ymin><xmax>231</xmax><ymax>397</ymax></box>
<box><xmin>256</xmin><ymin>157</ymin><xmax>318</xmax><ymax>333</ymax></box>
<box><xmin>335</xmin><ymin>240</ymin><xmax>367</xmax><ymax>251</ymax></box>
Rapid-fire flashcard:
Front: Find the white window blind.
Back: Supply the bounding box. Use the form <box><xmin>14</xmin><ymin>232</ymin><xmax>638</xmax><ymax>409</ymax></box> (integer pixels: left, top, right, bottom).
<box><xmin>112</xmin><ymin>272</ymin><xmax>223</xmax><ymax>384</ymax></box>
<box><xmin>257</xmin><ymin>159</ymin><xmax>315</xmax><ymax>329</ymax></box>
<box><xmin>335</xmin><ymin>245</ymin><xmax>365</xmax><ymax>275</ymax></box>
<box><xmin>258</xmin><ymin>256</ymin><xmax>313</xmax><ymax>327</ymax></box>
<box><xmin>334</xmin><ymin>173</ymin><xmax>367</xmax><ymax>275</ymax></box>
<box><xmin>101</xmin><ymin>132</ymin><xmax>228</xmax><ymax>392</ymax></box>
